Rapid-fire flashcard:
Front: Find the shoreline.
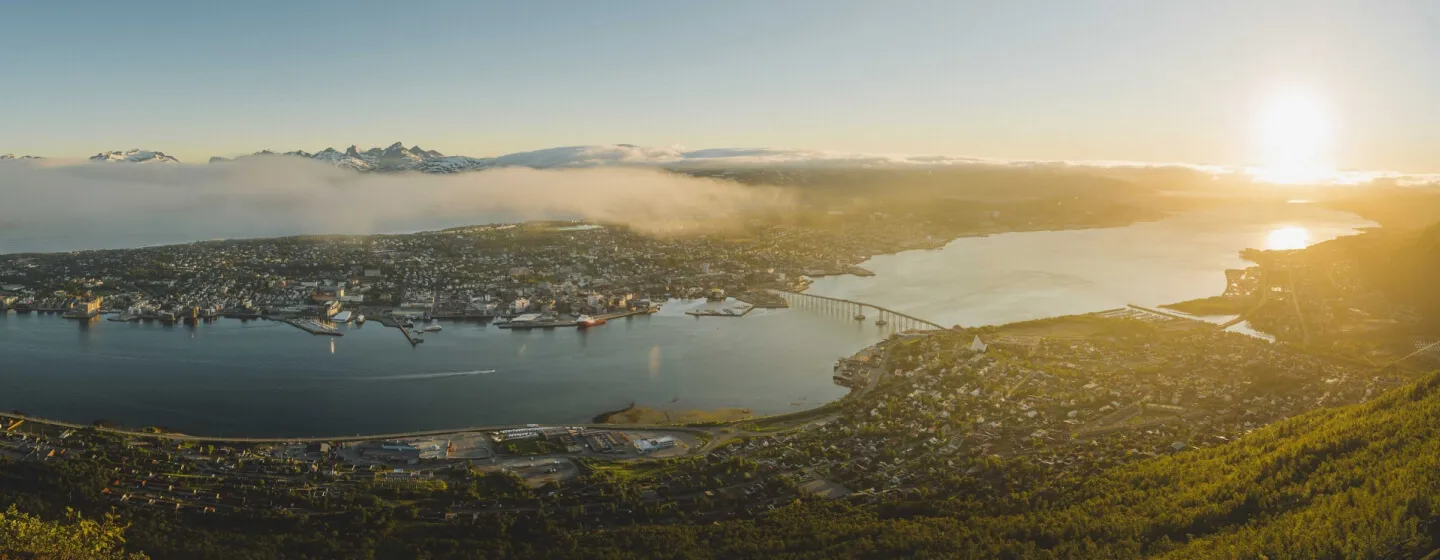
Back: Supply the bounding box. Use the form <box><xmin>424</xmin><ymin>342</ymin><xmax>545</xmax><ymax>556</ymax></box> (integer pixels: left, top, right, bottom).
<box><xmin>5</xmin><ymin>212</ymin><xmax>1306</xmax><ymax>439</ymax></box>
<box><xmin>0</xmin><ymin>298</ymin><xmax>1242</xmax><ymax>441</ymax></box>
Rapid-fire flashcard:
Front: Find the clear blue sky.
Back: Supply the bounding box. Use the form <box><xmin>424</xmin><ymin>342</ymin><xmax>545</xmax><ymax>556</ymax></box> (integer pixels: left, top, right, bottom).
<box><xmin>2</xmin><ymin>0</ymin><xmax>1436</xmax><ymax>171</ymax></box>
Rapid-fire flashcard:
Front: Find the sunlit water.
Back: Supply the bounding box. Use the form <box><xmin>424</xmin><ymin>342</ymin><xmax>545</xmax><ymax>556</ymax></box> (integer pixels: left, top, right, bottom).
<box><xmin>0</xmin><ymin>205</ymin><xmax>1374</xmax><ymax>435</ymax></box>
<box><xmin>807</xmin><ymin>205</ymin><xmax>1374</xmax><ymax>328</ymax></box>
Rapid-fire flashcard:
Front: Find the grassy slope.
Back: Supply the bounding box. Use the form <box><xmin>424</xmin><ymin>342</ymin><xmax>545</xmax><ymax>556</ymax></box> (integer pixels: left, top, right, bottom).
<box><xmin>578</xmin><ymin>371</ymin><xmax>1440</xmax><ymax>559</ymax></box>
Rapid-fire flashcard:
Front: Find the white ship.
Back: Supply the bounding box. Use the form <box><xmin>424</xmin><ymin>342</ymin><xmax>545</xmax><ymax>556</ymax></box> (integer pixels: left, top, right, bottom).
<box><xmin>423</xmin><ymin>319</ymin><xmax>442</xmax><ymax>332</ymax></box>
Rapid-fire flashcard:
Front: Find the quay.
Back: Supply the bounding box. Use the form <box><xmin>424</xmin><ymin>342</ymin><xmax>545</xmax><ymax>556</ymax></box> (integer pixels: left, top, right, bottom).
<box><xmin>282</xmin><ymin>318</ymin><xmax>343</xmax><ymax>336</ymax></box>
<box><xmin>685</xmin><ymin>305</ymin><xmax>754</xmax><ymax>318</ymax></box>
<box><xmin>734</xmin><ymin>291</ymin><xmax>789</xmax><ymax>309</ymax></box>
<box><xmin>374</xmin><ymin>315</ymin><xmax>425</xmax><ymax>345</ymax></box>
<box><xmin>499</xmin><ymin>308</ymin><xmax>651</xmax><ymax>329</ymax></box>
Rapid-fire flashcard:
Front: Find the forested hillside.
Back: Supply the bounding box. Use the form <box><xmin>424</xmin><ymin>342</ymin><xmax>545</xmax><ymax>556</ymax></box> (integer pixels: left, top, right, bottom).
<box><xmin>1309</xmin><ymin>222</ymin><xmax>1440</xmax><ymax>328</ymax></box>
<box><xmin>565</xmin><ymin>370</ymin><xmax>1440</xmax><ymax>559</ymax></box>
<box><xmin>9</xmin><ymin>371</ymin><xmax>1440</xmax><ymax>558</ymax></box>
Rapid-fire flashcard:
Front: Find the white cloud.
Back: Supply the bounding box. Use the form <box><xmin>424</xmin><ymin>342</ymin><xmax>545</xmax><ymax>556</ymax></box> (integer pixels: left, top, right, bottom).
<box><xmin>0</xmin><ymin>157</ymin><xmax>790</xmax><ymax>253</ymax></box>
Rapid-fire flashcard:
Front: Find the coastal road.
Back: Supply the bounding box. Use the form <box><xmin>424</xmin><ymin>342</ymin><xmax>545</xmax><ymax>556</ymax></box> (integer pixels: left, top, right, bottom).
<box><xmin>0</xmin><ymin>412</ymin><xmax>711</xmax><ymax>445</ymax></box>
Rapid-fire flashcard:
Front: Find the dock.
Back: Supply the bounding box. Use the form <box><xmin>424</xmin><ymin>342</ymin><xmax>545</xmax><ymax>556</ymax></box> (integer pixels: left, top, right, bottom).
<box><xmin>498</xmin><ymin>320</ymin><xmax>576</xmax><ymax>329</ymax></box>
<box><xmin>685</xmin><ymin>305</ymin><xmax>754</xmax><ymax>318</ymax></box>
<box><xmin>374</xmin><ymin>315</ymin><xmax>425</xmax><ymax>345</ymax></box>
<box><xmin>499</xmin><ymin>308</ymin><xmax>653</xmax><ymax>329</ymax></box>
<box><xmin>398</xmin><ymin>325</ymin><xmax>424</xmax><ymax>345</ymax></box>
<box><xmin>282</xmin><ymin>318</ymin><xmax>343</xmax><ymax>336</ymax></box>
<box><xmin>597</xmin><ymin>309</ymin><xmax>653</xmax><ymax>321</ymax></box>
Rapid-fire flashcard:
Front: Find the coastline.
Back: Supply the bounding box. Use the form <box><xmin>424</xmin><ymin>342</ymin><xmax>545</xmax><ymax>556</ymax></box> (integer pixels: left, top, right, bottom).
<box><xmin>2</xmin><ymin>211</ymin><xmax>1253</xmax><ymax>439</ymax></box>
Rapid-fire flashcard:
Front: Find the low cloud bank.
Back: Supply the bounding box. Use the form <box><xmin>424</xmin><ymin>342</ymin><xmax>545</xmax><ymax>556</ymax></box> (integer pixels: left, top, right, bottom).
<box><xmin>0</xmin><ymin>158</ymin><xmax>790</xmax><ymax>254</ymax></box>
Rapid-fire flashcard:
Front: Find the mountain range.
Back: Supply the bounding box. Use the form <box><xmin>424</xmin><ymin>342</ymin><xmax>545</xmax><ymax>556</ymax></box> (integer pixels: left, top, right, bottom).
<box><xmin>207</xmin><ymin>143</ymin><xmax>769</xmax><ymax>173</ymax></box>
<box><xmin>30</xmin><ymin>143</ymin><xmax>1018</xmax><ymax>174</ymax></box>
<box><xmin>89</xmin><ymin>149</ymin><xmax>181</xmax><ymax>164</ymax></box>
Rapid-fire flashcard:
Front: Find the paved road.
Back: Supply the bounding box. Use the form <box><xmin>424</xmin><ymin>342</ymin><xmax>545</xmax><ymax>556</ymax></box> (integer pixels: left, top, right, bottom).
<box><xmin>0</xmin><ymin>412</ymin><xmax>711</xmax><ymax>444</ymax></box>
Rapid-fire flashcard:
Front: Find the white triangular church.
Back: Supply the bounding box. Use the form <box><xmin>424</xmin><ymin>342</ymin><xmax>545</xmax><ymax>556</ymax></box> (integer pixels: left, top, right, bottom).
<box><xmin>969</xmin><ymin>335</ymin><xmax>987</xmax><ymax>353</ymax></box>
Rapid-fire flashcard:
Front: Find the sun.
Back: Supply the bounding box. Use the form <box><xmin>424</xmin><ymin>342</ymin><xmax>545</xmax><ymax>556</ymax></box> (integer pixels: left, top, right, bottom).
<box><xmin>1251</xmin><ymin>93</ymin><xmax>1335</xmax><ymax>184</ymax></box>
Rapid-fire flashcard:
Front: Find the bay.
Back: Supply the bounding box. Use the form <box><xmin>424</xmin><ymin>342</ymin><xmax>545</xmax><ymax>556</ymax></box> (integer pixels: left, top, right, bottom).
<box><xmin>807</xmin><ymin>204</ymin><xmax>1375</xmax><ymax>327</ymax></box>
<box><xmin>0</xmin><ymin>301</ymin><xmax>875</xmax><ymax>437</ymax></box>
<box><xmin>0</xmin><ymin>204</ymin><xmax>1375</xmax><ymax>437</ymax></box>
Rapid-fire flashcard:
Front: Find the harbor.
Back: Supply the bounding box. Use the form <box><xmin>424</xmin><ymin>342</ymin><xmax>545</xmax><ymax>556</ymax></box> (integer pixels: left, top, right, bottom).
<box><xmin>497</xmin><ymin>308</ymin><xmax>652</xmax><ymax>330</ymax></box>
<box><xmin>684</xmin><ymin>304</ymin><xmax>754</xmax><ymax>318</ymax></box>
<box><xmin>0</xmin><ymin>301</ymin><xmax>874</xmax><ymax>437</ymax></box>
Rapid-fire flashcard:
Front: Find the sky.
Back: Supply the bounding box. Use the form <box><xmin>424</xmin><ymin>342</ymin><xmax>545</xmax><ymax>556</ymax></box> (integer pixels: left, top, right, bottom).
<box><xmin>2</xmin><ymin>0</ymin><xmax>1437</xmax><ymax>172</ymax></box>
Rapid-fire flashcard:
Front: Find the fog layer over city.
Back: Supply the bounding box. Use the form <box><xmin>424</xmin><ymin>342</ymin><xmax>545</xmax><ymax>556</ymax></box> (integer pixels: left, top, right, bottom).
<box><xmin>0</xmin><ymin>158</ymin><xmax>791</xmax><ymax>253</ymax></box>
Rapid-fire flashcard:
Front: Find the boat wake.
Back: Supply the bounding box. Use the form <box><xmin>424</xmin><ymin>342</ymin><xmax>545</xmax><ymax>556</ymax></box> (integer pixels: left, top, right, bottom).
<box><xmin>345</xmin><ymin>369</ymin><xmax>497</xmax><ymax>382</ymax></box>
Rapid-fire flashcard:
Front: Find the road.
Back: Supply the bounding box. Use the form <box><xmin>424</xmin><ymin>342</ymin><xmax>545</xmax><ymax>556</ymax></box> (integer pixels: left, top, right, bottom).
<box><xmin>0</xmin><ymin>412</ymin><xmax>711</xmax><ymax>445</ymax></box>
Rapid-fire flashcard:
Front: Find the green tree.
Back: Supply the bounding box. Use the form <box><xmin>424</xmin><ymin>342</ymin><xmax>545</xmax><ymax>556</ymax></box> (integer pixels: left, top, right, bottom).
<box><xmin>0</xmin><ymin>506</ymin><xmax>147</xmax><ymax>560</ymax></box>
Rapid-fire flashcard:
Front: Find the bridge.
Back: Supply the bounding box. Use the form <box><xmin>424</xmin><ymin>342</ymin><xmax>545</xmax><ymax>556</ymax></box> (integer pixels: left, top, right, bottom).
<box><xmin>769</xmin><ymin>289</ymin><xmax>949</xmax><ymax>331</ymax></box>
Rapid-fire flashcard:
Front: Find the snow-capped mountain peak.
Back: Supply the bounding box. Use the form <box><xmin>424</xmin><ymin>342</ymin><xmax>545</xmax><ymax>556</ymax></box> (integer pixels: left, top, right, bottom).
<box><xmin>90</xmin><ymin>149</ymin><xmax>180</xmax><ymax>164</ymax></box>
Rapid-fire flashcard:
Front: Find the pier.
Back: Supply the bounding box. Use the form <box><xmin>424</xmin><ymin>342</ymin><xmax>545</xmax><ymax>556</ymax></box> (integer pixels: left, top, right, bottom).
<box><xmin>769</xmin><ymin>289</ymin><xmax>949</xmax><ymax>331</ymax></box>
<box><xmin>685</xmin><ymin>305</ymin><xmax>754</xmax><ymax>318</ymax></box>
<box><xmin>499</xmin><ymin>308</ymin><xmax>652</xmax><ymax>329</ymax></box>
<box><xmin>281</xmin><ymin>318</ymin><xmax>343</xmax><ymax>336</ymax></box>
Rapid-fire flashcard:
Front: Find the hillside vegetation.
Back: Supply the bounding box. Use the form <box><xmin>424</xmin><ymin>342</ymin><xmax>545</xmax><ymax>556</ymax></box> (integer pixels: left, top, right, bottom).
<box><xmin>566</xmin><ymin>371</ymin><xmax>1440</xmax><ymax>559</ymax></box>
<box><xmin>8</xmin><ymin>372</ymin><xmax>1440</xmax><ymax>558</ymax></box>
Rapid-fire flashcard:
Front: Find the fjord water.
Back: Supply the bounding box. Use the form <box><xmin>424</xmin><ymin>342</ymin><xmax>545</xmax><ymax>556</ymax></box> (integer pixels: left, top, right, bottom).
<box><xmin>0</xmin><ymin>205</ymin><xmax>1374</xmax><ymax>436</ymax></box>
<box><xmin>1</xmin><ymin>302</ymin><xmax>870</xmax><ymax>437</ymax></box>
<box><xmin>808</xmin><ymin>204</ymin><xmax>1374</xmax><ymax>327</ymax></box>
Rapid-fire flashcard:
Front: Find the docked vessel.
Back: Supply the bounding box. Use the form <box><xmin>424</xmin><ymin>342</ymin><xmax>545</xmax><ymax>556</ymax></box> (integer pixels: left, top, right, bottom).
<box><xmin>577</xmin><ymin>315</ymin><xmax>607</xmax><ymax>328</ymax></box>
<box><xmin>331</xmin><ymin>310</ymin><xmax>353</xmax><ymax>323</ymax></box>
<box><xmin>354</xmin><ymin>314</ymin><xmax>366</xmax><ymax>324</ymax></box>
<box><xmin>423</xmin><ymin>319</ymin><xmax>442</xmax><ymax>332</ymax></box>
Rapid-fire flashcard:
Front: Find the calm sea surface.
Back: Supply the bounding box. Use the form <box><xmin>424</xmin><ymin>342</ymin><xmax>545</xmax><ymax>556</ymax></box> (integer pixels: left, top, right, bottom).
<box><xmin>807</xmin><ymin>204</ymin><xmax>1374</xmax><ymax>327</ymax></box>
<box><xmin>0</xmin><ymin>205</ymin><xmax>1374</xmax><ymax>436</ymax></box>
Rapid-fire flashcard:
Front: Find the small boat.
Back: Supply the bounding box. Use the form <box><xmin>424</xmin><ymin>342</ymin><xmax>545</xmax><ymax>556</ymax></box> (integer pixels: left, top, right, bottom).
<box><xmin>423</xmin><ymin>319</ymin><xmax>442</xmax><ymax>332</ymax></box>
<box><xmin>354</xmin><ymin>314</ymin><xmax>366</xmax><ymax>324</ymax></box>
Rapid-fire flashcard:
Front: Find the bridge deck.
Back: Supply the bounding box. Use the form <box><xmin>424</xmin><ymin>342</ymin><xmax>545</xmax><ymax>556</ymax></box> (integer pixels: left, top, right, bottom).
<box><xmin>770</xmin><ymin>289</ymin><xmax>948</xmax><ymax>330</ymax></box>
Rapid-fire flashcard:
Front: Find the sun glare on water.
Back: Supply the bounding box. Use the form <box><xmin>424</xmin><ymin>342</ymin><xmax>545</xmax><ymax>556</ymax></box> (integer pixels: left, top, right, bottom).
<box><xmin>1251</xmin><ymin>93</ymin><xmax>1336</xmax><ymax>184</ymax></box>
<box><xmin>1266</xmin><ymin>226</ymin><xmax>1311</xmax><ymax>250</ymax></box>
